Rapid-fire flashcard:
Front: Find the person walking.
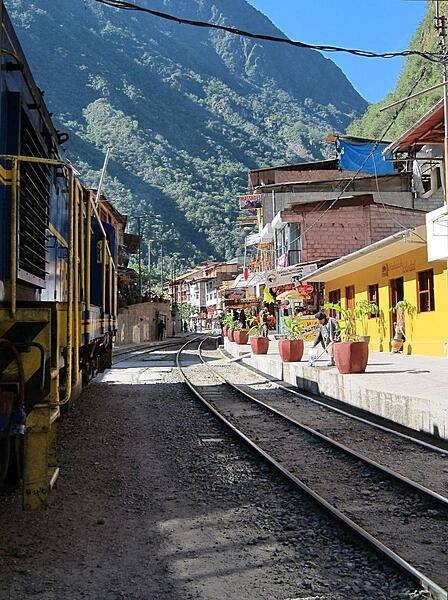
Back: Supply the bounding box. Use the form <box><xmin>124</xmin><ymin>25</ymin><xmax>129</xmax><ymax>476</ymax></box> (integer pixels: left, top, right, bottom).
<box><xmin>312</xmin><ymin>310</ymin><xmax>339</xmax><ymax>366</ymax></box>
<box><xmin>157</xmin><ymin>319</ymin><xmax>166</xmax><ymax>341</ymax></box>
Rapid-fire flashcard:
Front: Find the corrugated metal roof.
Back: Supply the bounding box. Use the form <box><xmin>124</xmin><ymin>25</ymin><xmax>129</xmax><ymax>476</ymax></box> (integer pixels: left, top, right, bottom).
<box><xmin>384</xmin><ymin>99</ymin><xmax>444</xmax><ymax>154</ymax></box>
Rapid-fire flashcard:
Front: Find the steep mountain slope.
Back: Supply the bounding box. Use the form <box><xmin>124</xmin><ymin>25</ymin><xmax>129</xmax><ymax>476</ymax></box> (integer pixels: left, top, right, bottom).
<box><xmin>348</xmin><ymin>3</ymin><xmax>444</xmax><ymax>140</ymax></box>
<box><xmin>6</xmin><ymin>0</ymin><xmax>367</xmax><ymax>266</ymax></box>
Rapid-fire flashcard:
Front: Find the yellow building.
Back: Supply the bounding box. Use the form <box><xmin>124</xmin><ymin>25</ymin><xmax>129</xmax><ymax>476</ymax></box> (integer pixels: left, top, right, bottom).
<box><xmin>304</xmin><ymin>225</ymin><xmax>448</xmax><ymax>357</ymax></box>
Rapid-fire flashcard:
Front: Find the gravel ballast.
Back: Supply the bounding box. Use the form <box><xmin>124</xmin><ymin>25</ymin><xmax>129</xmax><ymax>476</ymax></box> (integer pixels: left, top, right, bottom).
<box><xmin>0</xmin><ymin>343</ymin><xmax>430</xmax><ymax>599</ymax></box>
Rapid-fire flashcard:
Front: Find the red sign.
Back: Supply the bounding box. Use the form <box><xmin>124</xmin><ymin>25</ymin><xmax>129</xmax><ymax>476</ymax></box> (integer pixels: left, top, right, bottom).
<box><xmin>243</xmin><ymin>266</ymin><xmax>249</xmax><ymax>280</ymax></box>
<box><xmin>297</xmin><ymin>284</ymin><xmax>314</xmax><ymax>295</ymax></box>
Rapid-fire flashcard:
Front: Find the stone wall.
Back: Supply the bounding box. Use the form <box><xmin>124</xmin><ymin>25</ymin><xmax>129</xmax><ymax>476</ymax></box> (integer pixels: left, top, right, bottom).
<box><xmin>115</xmin><ymin>301</ymin><xmax>177</xmax><ymax>346</ymax></box>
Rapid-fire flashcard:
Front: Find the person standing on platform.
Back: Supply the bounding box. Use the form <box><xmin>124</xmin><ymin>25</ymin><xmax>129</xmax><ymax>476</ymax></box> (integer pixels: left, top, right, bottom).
<box><xmin>312</xmin><ymin>311</ymin><xmax>339</xmax><ymax>367</ymax></box>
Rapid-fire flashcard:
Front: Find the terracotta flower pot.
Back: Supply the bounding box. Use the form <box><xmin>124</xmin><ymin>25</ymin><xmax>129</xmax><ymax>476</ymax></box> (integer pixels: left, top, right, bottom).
<box><xmin>278</xmin><ymin>339</ymin><xmax>304</xmax><ymax>362</ymax></box>
<box><xmin>250</xmin><ymin>336</ymin><xmax>269</xmax><ymax>355</ymax></box>
<box><xmin>228</xmin><ymin>329</ymin><xmax>235</xmax><ymax>342</ymax></box>
<box><xmin>223</xmin><ymin>326</ymin><xmax>228</xmax><ymax>336</ymax></box>
<box><xmin>391</xmin><ymin>338</ymin><xmax>403</xmax><ymax>353</ymax></box>
<box><xmin>234</xmin><ymin>329</ymin><xmax>249</xmax><ymax>345</ymax></box>
<box><xmin>333</xmin><ymin>341</ymin><xmax>369</xmax><ymax>374</ymax></box>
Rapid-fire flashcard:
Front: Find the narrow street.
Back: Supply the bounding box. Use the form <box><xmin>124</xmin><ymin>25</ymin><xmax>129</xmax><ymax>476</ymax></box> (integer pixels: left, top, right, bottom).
<box><xmin>0</xmin><ymin>342</ymin><xmax>426</xmax><ymax>600</ymax></box>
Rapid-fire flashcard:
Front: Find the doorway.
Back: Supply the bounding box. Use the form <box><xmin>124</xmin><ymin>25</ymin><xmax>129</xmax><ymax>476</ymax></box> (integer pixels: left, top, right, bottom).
<box><xmin>390</xmin><ymin>276</ymin><xmax>404</xmax><ymax>339</ymax></box>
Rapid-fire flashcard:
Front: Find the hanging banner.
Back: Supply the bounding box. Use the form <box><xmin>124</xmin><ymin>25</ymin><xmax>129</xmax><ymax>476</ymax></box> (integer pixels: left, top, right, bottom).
<box><xmin>239</xmin><ymin>194</ymin><xmax>263</xmax><ymax>210</ymax></box>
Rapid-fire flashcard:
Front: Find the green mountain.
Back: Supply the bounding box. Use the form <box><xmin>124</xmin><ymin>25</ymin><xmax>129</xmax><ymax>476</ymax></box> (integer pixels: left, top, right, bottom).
<box><xmin>6</xmin><ymin>0</ymin><xmax>367</xmax><ymax>268</ymax></box>
<box><xmin>348</xmin><ymin>2</ymin><xmax>444</xmax><ymax>141</ymax></box>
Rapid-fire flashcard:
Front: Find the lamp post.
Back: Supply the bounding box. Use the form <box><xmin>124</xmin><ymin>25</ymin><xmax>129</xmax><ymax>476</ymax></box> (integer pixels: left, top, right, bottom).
<box><xmin>147</xmin><ymin>239</ymin><xmax>152</xmax><ymax>298</ymax></box>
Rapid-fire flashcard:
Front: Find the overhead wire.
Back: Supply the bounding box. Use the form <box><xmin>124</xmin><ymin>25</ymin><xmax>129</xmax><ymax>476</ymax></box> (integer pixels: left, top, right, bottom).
<box><xmin>93</xmin><ymin>0</ymin><xmax>433</xmax><ymax>257</ymax></box>
<box><xmin>93</xmin><ymin>0</ymin><xmax>440</xmax><ymax>63</ymax></box>
<box><xmin>282</xmin><ymin>66</ymin><xmax>429</xmax><ymax>252</ymax></box>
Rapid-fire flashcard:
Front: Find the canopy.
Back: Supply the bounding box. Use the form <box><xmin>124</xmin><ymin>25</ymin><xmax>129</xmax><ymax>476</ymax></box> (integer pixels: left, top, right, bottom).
<box><xmin>276</xmin><ymin>290</ymin><xmax>300</xmax><ymax>300</ymax></box>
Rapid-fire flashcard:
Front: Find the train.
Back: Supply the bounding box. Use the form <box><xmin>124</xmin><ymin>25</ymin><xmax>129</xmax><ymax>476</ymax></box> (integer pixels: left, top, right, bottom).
<box><xmin>0</xmin><ymin>5</ymin><xmax>120</xmax><ymax>509</ymax></box>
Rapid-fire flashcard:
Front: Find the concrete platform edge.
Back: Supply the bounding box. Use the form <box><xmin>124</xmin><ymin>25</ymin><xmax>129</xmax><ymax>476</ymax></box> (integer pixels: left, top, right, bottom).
<box><xmin>223</xmin><ymin>338</ymin><xmax>447</xmax><ymax>441</ymax></box>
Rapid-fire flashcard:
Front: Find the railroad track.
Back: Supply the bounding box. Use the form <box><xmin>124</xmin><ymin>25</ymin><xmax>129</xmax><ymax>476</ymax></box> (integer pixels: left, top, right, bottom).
<box><xmin>177</xmin><ymin>337</ymin><xmax>448</xmax><ymax>600</ymax></box>
<box><xmin>217</xmin><ymin>345</ymin><xmax>448</xmax><ymax>457</ymax></box>
<box><xmin>113</xmin><ymin>336</ymin><xmax>198</xmax><ymax>365</ymax></box>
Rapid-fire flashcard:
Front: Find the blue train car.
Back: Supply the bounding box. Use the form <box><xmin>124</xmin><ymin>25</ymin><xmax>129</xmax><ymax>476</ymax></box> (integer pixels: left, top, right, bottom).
<box><xmin>0</xmin><ymin>5</ymin><xmax>118</xmax><ymax>509</ymax></box>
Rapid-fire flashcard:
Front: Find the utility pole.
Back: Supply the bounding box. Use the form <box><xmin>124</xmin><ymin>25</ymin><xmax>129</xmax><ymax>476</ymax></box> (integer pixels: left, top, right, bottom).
<box><xmin>136</xmin><ymin>216</ymin><xmax>142</xmax><ymax>297</ymax></box>
<box><xmin>435</xmin><ymin>1</ymin><xmax>448</xmax><ymax>206</ymax></box>
<box><xmin>95</xmin><ymin>147</ymin><xmax>112</xmax><ymax>206</ymax></box>
<box><xmin>160</xmin><ymin>242</ymin><xmax>164</xmax><ymax>294</ymax></box>
<box><xmin>147</xmin><ymin>239</ymin><xmax>152</xmax><ymax>298</ymax></box>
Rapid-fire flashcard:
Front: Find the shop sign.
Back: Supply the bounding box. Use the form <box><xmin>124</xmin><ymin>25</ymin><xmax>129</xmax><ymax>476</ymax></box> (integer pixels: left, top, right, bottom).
<box><xmin>264</xmin><ymin>264</ymin><xmax>318</xmax><ymax>287</ymax></box>
<box><xmin>297</xmin><ymin>284</ymin><xmax>314</xmax><ymax>295</ymax></box>
<box><xmin>298</xmin><ymin>318</ymin><xmax>319</xmax><ymax>342</ymax></box>
<box><xmin>381</xmin><ymin>259</ymin><xmax>416</xmax><ymax>277</ymax></box>
<box><xmin>239</xmin><ymin>194</ymin><xmax>263</xmax><ymax>210</ymax></box>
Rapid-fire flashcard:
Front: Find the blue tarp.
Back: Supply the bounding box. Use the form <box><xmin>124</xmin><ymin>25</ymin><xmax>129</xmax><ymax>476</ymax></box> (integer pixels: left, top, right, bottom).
<box><xmin>337</xmin><ymin>139</ymin><xmax>395</xmax><ymax>175</ymax></box>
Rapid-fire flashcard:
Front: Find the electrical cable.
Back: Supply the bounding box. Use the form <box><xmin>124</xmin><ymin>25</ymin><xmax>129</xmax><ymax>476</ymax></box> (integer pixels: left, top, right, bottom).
<box><xmin>93</xmin><ymin>0</ymin><xmax>440</xmax><ymax>63</ymax></box>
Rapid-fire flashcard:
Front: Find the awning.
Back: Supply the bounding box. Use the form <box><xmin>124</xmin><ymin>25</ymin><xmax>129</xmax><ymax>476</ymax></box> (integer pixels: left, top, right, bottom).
<box><xmin>230</xmin><ymin>272</ymin><xmax>265</xmax><ymax>289</ymax></box>
<box><xmin>302</xmin><ymin>226</ymin><xmax>427</xmax><ymax>283</ymax></box>
<box><xmin>384</xmin><ymin>99</ymin><xmax>444</xmax><ymax>154</ymax></box>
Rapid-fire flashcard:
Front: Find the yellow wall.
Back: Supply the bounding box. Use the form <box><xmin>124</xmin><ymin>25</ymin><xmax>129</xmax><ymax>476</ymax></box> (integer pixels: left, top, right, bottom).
<box><xmin>325</xmin><ymin>246</ymin><xmax>448</xmax><ymax>357</ymax></box>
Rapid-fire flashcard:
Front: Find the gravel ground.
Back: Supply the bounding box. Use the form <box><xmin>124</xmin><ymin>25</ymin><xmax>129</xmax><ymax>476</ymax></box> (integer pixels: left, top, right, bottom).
<box><xmin>0</xmin><ymin>343</ymin><xmax>430</xmax><ymax>600</ymax></box>
<box><xmin>207</xmin><ymin>348</ymin><xmax>448</xmax><ymax>498</ymax></box>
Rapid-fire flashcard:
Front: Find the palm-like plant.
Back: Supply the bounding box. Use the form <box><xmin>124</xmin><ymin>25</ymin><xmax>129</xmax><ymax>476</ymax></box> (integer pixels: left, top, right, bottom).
<box><xmin>354</xmin><ymin>300</ymin><xmax>379</xmax><ymax>337</ymax></box>
<box><xmin>283</xmin><ymin>316</ymin><xmax>306</xmax><ymax>340</ymax></box>
<box><xmin>323</xmin><ymin>302</ymin><xmax>357</xmax><ymax>342</ymax></box>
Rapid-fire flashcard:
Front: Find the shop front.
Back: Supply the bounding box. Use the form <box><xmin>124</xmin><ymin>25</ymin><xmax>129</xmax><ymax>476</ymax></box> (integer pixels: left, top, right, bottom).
<box><xmin>303</xmin><ymin>225</ymin><xmax>448</xmax><ymax>357</ymax></box>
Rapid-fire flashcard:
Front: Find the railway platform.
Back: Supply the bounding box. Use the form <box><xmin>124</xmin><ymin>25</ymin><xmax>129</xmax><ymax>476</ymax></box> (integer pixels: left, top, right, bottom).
<box><xmin>223</xmin><ymin>336</ymin><xmax>448</xmax><ymax>441</ymax></box>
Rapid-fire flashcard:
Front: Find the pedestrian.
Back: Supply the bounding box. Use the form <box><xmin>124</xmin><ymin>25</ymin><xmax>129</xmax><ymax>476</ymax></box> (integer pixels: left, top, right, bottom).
<box><xmin>260</xmin><ymin>308</ymin><xmax>269</xmax><ymax>337</ymax></box>
<box><xmin>239</xmin><ymin>308</ymin><xmax>247</xmax><ymax>329</ymax></box>
<box><xmin>312</xmin><ymin>310</ymin><xmax>339</xmax><ymax>367</ymax></box>
<box><xmin>157</xmin><ymin>319</ymin><xmax>166</xmax><ymax>341</ymax></box>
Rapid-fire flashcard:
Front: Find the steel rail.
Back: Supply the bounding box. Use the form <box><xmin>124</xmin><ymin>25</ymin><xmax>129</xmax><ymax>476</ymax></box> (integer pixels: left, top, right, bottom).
<box><xmin>217</xmin><ymin>347</ymin><xmax>448</xmax><ymax>456</ymax></box>
<box><xmin>203</xmin><ymin>343</ymin><xmax>448</xmax><ymax>507</ymax></box>
<box><xmin>113</xmin><ymin>336</ymin><xmax>201</xmax><ymax>365</ymax></box>
<box><xmin>176</xmin><ymin>338</ymin><xmax>447</xmax><ymax>600</ymax></box>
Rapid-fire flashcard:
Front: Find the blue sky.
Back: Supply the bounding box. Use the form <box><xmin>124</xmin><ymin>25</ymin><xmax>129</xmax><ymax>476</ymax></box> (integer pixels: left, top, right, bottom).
<box><xmin>247</xmin><ymin>0</ymin><xmax>427</xmax><ymax>103</ymax></box>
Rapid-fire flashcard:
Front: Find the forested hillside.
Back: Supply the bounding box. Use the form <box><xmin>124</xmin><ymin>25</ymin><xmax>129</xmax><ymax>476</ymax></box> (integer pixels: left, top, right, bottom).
<box><xmin>6</xmin><ymin>0</ymin><xmax>367</xmax><ymax>268</ymax></box>
<box><xmin>348</xmin><ymin>2</ymin><xmax>445</xmax><ymax>141</ymax></box>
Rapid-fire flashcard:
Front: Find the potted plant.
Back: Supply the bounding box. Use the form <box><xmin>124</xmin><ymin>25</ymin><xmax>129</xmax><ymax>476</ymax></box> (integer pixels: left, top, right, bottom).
<box><xmin>354</xmin><ymin>300</ymin><xmax>379</xmax><ymax>343</ymax></box>
<box><xmin>390</xmin><ymin>300</ymin><xmax>416</xmax><ymax>353</ymax></box>
<box><xmin>324</xmin><ymin>302</ymin><xmax>369</xmax><ymax>374</ymax></box>
<box><xmin>279</xmin><ymin>316</ymin><xmax>305</xmax><ymax>362</ymax></box>
<box><xmin>221</xmin><ymin>313</ymin><xmax>233</xmax><ymax>338</ymax></box>
<box><xmin>234</xmin><ymin>322</ymin><xmax>249</xmax><ymax>345</ymax></box>
<box><xmin>248</xmin><ymin>320</ymin><xmax>269</xmax><ymax>355</ymax></box>
<box><xmin>226</xmin><ymin>316</ymin><xmax>238</xmax><ymax>342</ymax></box>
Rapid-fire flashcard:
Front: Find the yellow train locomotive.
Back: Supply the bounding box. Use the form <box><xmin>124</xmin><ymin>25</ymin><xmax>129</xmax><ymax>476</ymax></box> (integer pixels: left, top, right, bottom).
<box><xmin>0</xmin><ymin>5</ymin><xmax>118</xmax><ymax>509</ymax></box>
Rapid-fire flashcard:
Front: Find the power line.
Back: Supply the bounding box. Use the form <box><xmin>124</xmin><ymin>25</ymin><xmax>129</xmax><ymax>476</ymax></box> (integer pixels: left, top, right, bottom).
<box><xmin>285</xmin><ymin>66</ymin><xmax>429</xmax><ymax>250</ymax></box>
<box><xmin>93</xmin><ymin>0</ymin><xmax>440</xmax><ymax>63</ymax></box>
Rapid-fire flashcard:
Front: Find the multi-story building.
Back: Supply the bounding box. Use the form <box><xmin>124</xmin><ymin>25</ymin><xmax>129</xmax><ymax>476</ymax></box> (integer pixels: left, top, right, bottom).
<box><xmin>168</xmin><ymin>260</ymin><xmax>240</xmax><ymax>325</ymax></box>
<box><xmin>247</xmin><ymin>152</ymin><xmax>442</xmax><ymax>277</ymax></box>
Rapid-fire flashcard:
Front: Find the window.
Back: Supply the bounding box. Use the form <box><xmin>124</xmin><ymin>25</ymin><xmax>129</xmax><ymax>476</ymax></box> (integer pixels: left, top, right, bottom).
<box><xmin>345</xmin><ymin>286</ymin><xmax>355</xmax><ymax>311</ymax></box>
<box><xmin>329</xmin><ymin>289</ymin><xmax>341</xmax><ymax>304</ymax></box>
<box><xmin>417</xmin><ymin>269</ymin><xmax>435</xmax><ymax>312</ymax></box>
<box><xmin>328</xmin><ymin>289</ymin><xmax>341</xmax><ymax>317</ymax></box>
<box><xmin>368</xmin><ymin>284</ymin><xmax>379</xmax><ymax>317</ymax></box>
